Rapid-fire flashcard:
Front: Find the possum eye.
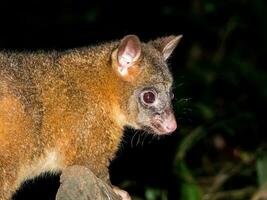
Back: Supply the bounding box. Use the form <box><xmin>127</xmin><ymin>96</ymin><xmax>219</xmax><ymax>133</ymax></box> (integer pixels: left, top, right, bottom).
<box><xmin>141</xmin><ymin>90</ymin><xmax>157</xmax><ymax>105</ymax></box>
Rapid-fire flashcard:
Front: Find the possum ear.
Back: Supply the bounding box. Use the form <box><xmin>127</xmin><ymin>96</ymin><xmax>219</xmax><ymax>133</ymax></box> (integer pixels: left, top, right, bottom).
<box><xmin>150</xmin><ymin>35</ymin><xmax>182</xmax><ymax>60</ymax></box>
<box><xmin>112</xmin><ymin>35</ymin><xmax>142</xmax><ymax>82</ymax></box>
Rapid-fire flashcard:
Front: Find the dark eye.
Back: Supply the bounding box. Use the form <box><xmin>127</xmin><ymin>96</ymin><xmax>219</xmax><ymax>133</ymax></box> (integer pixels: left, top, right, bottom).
<box><xmin>141</xmin><ymin>91</ymin><xmax>156</xmax><ymax>105</ymax></box>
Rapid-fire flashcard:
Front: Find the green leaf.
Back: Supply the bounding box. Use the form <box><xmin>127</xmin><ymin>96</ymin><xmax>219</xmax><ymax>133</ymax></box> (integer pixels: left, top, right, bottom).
<box><xmin>204</xmin><ymin>3</ymin><xmax>216</xmax><ymax>13</ymax></box>
<box><xmin>195</xmin><ymin>103</ymin><xmax>215</xmax><ymax>122</ymax></box>
<box><xmin>174</xmin><ymin>126</ymin><xmax>205</xmax><ymax>162</ymax></box>
<box><xmin>177</xmin><ymin>161</ymin><xmax>202</xmax><ymax>200</ymax></box>
<box><xmin>144</xmin><ymin>187</ymin><xmax>167</xmax><ymax>200</ymax></box>
<box><xmin>256</xmin><ymin>154</ymin><xmax>267</xmax><ymax>186</ymax></box>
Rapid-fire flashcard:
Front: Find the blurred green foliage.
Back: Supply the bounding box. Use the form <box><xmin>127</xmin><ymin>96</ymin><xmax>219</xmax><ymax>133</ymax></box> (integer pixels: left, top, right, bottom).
<box><xmin>168</xmin><ymin>0</ymin><xmax>267</xmax><ymax>199</ymax></box>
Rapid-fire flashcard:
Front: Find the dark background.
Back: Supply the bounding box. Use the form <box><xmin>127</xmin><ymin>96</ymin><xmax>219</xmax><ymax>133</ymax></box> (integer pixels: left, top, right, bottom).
<box><xmin>1</xmin><ymin>0</ymin><xmax>266</xmax><ymax>200</ymax></box>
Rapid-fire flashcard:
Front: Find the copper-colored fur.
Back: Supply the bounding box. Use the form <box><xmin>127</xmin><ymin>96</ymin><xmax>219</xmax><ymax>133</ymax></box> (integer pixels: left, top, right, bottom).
<box><xmin>0</xmin><ymin>44</ymin><xmax>127</xmax><ymax>199</ymax></box>
<box><xmin>0</xmin><ymin>35</ymin><xmax>181</xmax><ymax>199</ymax></box>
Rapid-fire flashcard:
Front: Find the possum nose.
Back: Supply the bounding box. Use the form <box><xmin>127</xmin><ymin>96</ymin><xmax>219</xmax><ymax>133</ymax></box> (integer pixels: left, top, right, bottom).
<box><xmin>152</xmin><ymin>107</ymin><xmax>178</xmax><ymax>134</ymax></box>
<box><xmin>165</xmin><ymin>116</ymin><xmax>177</xmax><ymax>132</ymax></box>
<box><xmin>160</xmin><ymin>107</ymin><xmax>178</xmax><ymax>133</ymax></box>
<box><xmin>164</xmin><ymin>113</ymin><xmax>177</xmax><ymax>133</ymax></box>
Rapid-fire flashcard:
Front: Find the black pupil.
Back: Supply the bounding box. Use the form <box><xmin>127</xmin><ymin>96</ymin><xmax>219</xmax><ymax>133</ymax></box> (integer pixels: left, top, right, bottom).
<box><xmin>143</xmin><ymin>91</ymin><xmax>155</xmax><ymax>104</ymax></box>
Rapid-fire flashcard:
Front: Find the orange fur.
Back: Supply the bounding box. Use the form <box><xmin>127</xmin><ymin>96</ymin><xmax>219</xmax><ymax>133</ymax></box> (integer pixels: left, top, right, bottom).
<box><xmin>0</xmin><ymin>44</ymin><xmax>127</xmax><ymax>199</ymax></box>
<box><xmin>0</xmin><ymin>34</ymin><xmax>179</xmax><ymax>199</ymax></box>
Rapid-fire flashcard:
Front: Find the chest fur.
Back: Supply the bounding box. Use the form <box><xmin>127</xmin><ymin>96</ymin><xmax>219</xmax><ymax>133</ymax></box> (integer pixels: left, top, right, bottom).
<box><xmin>17</xmin><ymin>150</ymin><xmax>63</xmax><ymax>185</ymax></box>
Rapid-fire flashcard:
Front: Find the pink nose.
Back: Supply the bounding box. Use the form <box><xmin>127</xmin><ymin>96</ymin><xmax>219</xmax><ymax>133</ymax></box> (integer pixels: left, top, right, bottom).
<box><xmin>165</xmin><ymin>118</ymin><xmax>177</xmax><ymax>132</ymax></box>
<box><xmin>160</xmin><ymin>108</ymin><xmax>178</xmax><ymax>134</ymax></box>
<box><xmin>152</xmin><ymin>108</ymin><xmax>178</xmax><ymax>134</ymax></box>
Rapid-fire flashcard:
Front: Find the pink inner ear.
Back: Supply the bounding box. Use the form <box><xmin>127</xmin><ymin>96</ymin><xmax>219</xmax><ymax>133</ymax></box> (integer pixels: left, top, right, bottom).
<box><xmin>117</xmin><ymin>35</ymin><xmax>141</xmax><ymax>68</ymax></box>
<box><xmin>124</xmin><ymin>40</ymin><xmax>138</xmax><ymax>57</ymax></box>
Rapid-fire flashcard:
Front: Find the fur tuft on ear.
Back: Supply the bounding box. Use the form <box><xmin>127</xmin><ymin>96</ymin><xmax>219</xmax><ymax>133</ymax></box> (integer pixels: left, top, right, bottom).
<box><xmin>112</xmin><ymin>35</ymin><xmax>142</xmax><ymax>81</ymax></box>
<box><xmin>150</xmin><ymin>35</ymin><xmax>182</xmax><ymax>60</ymax></box>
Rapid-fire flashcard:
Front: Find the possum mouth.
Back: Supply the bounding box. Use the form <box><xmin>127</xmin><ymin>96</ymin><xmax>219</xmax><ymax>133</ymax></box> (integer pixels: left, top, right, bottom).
<box><xmin>141</xmin><ymin>120</ymin><xmax>176</xmax><ymax>135</ymax></box>
<box><xmin>141</xmin><ymin>125</ymin><xmax>165</xmax><ymax>135</ymax></box>
<box><xmin>150</xmin><ymin>111</ymin><xmax>178</xmax><ymax>135</ymax></box>
<box><xmin>151</xmin><ymin>121</ymin><xmax>170</xmax><ymax>134</ymax></box>
<box><xmin>150</xmin><ymin>120</ymin><xmax>173</xmax><ymax>135</ymax></box>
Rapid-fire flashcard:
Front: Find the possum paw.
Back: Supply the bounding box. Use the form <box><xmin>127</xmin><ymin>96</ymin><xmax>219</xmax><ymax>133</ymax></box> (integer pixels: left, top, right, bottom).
<box><xmin>113</xmin><ymin>186</ymin><xmax>131</xmax><ymax>200</ymax></box>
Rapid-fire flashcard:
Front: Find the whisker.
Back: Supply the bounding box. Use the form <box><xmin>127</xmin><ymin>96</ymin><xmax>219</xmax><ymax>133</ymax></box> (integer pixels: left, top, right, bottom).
<box><xmin>131</xmin><ymin>130</ymin><xmax>139</xmax><ymax>148</ymax></box>
<box><xmin>136</xmin><ymin>133</ymin><xmax>142</xmax><ymax>146</ymax></box>
<box><xmin>141</xmin><ymin>131</ymin><xmax>149</xmax><ymax>146</ymax></box>
<box><xmin>176</xmin><ymin>97</ymin><xmax>192</xmax><ymax>103</ymax></box>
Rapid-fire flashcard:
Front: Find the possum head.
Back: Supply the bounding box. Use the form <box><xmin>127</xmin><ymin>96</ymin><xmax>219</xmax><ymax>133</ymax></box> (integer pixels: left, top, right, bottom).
<box><xmin>112</xmin><ymin>34</ymin><xmax>182</xmax><ymax>135</ymax></box>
